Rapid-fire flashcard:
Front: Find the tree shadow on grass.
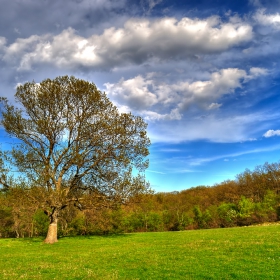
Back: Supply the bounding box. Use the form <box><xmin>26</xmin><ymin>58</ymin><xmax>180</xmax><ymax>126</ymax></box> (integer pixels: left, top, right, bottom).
<box><xmin>58</xmin><ymin>233</ymin><xmax>134</xmax><ymax>241</ymax></box>
<box><xmin>8</xmin><ymin>236</ymin><xmax>46</xmax><ymax>243</ymax></box>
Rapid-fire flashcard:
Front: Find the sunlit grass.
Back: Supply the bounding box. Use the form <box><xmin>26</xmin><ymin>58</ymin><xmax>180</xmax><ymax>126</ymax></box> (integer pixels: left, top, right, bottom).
<box><xmin>1</xmin><ymin>225</ymin><xmax>280</xmax><ymax>279</ymax></box>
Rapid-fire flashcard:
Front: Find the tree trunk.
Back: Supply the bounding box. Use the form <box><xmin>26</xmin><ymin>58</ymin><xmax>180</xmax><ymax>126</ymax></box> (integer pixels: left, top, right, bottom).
<box><xmin>44</xmin><ymin>210</ymin><xmax>58</xmax><ymax>244</ymax></box>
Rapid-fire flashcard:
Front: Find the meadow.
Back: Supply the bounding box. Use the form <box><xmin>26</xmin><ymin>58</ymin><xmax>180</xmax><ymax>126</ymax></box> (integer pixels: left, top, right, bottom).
<box><xmin>0</xmin><ymin>225</ymin><xmax>280</xmax><ymax>279</ymax></box>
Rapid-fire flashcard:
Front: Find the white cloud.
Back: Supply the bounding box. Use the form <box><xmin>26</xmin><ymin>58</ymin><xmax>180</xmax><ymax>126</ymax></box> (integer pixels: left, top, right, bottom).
<box><xmin>243</xmin><ymin>67</ymin><xmax>268</xmax><ymax>81</ymax></box>
<box><xmin>153</xmin><ymin>143</ymin><xmax>280</xmax><ymax>173</ymax></box>
<box><xmin>148</xmin><ymin>111</ymin><xmax>271</xmax><ymax>143</ymax></box>
<box><xmin>0</xmin><ymin>37</ymin><xmax>6</xmax><ymax>48</ymax></box>
<box><xmin>208</xmin><ymin>103</ymin><xmax>222</xmax><ymax>110</ymax></box>
<box><xmin>159</xmin><ymin>148</ymin><xmax>181</xmax><ymax>152</ymax></box>
<box><xmin>1</xmin><ymin>16</ymin><xmax>253</xmax><ymax>71</ymax></box>
<box><xmin>104</xmin><ymin>75</ymin><xmax>157</xmax><ymax>110</ymax></box>
<box><xmin>176</xmin><ymin>68</ymin><xmax>247</xmax><ymax>110</ymax></box>
<box><xmin>146</xmin><ymin>169</ymin><xmax>165</xmax><ymax>174</ymax></box>
<box><xmin>254</xmin><ymin>9</ymin><xmax>280</xmax><ymax>29</ymax></box>
<box><xmin>105</xmin><ymin>67</ymin><xmax>267</xmax><ymax>121</ymax></box>
<box><xmin>249</xmin><ymin>67</ymin><xmax>268</xmax><ymax>77</ymax></box>
<box><xmin>263</xmin><ymin>129</ymin><xmax>280</xmax><ymax>137</ymax></box>
<box><xmin>187</xmin><ymin>144</ymin><xmax>280</xmax><ymax>166</ymax></box>
<box><xmin>142</xmin><ymin>108</ymin><xmax>182</xmax><ymax>121</ymax></box>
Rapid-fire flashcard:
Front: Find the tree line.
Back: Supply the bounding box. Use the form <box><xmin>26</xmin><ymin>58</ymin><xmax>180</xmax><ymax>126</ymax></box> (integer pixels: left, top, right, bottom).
<box><xmin>1</xmin><ymin>160</ymin><xmax>280</xmax><ymax>238</ymax></box>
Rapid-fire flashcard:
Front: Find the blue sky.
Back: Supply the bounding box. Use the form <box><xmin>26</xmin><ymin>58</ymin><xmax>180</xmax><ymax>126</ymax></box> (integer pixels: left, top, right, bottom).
<box><xmin>0</xmin><ymin>0</ymin><xmax>280</xmax><ymax>192</ymax></box>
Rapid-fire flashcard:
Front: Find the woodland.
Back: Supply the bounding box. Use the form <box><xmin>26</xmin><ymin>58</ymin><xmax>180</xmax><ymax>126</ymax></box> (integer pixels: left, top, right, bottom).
<box><xmin>1</xmin><ymin>160</ymin><xmax>280</xmax><ymax>238</ymax></box>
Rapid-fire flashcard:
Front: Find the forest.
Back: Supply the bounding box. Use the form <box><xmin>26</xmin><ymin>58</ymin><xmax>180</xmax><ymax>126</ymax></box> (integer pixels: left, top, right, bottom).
<box><xmin>1</xmin><ymin>160</ymin><xmax>280</xmax><ymax>238</ymax></box>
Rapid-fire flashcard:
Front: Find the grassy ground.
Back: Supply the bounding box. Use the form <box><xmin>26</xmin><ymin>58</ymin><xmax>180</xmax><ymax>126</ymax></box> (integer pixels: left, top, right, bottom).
<box><xmin>0</xmin><ymin>225</ymin><xmax>280</xmax><ymax>279</ymax></box>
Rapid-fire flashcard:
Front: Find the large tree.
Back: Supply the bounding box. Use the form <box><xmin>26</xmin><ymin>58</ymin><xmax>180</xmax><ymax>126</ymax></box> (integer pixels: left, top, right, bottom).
<box><xmin>0</xmin><ymin>76</ymin><xmax>150</xmax><ymax>243</ymax></box>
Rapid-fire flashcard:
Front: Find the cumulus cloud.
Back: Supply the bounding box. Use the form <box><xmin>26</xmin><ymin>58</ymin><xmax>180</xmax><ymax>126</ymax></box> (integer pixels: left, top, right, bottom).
<box><xmin>105</xmin><ymin>67</ymin><xmax>267</xmax><ymax>120</ymax></box>
<box><xmin>263</xmin><ymin>129</ymin><xmax>280</xmax><ymax>137</ymax></box>
<box><xmin>176</xmin><ymin>68</ymin><xmax>247</xmax><ymax>110</ymax></box>
<box><xmin>1</xmin><ymin>16</ymin><xmax>253</xmax><ymax>71</ymax></box>
<box><xmin>104</xmin><ymin>75</ymin><xmax>157</xmax><ymax>110</ymax></box>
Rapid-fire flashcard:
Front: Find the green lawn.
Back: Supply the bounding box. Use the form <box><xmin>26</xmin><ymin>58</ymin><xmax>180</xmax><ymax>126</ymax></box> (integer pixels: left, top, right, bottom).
<box><xmin>0</xmin><ymin>225</ymin><xmax>279</xmax><ymax>279</ymax></box>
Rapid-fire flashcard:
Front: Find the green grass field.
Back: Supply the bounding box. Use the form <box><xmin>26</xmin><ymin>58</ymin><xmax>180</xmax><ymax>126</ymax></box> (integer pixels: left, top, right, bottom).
<box><xmin>0</xmin><ymin>225</ymin><xmax>280</xmax><ymax>279</ymax></box>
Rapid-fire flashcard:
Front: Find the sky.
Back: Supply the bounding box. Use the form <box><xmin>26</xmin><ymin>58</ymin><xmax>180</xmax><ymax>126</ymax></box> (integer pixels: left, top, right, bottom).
<box><xmin>0</xmin><ymin>0</ymin><xmax>280</xmax><ymax>192</ymax></box>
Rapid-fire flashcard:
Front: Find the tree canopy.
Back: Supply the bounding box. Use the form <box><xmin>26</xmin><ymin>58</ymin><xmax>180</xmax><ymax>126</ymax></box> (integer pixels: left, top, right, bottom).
<box><xmin>0</xmin><ymin>76</ymin><xmax>150</xmax><ymax>243</ymax></box>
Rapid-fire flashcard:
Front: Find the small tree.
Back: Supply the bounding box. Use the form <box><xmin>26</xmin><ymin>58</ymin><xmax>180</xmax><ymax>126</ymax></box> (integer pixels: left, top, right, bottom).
<box><xmin>0</xmin><ymin>76</ymin><xmax>150</xmax><ymax>243</ymax></box>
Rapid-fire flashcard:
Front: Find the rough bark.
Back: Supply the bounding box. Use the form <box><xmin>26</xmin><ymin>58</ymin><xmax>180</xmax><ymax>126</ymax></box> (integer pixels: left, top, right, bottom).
<box><xmin>44</xmin><ymin>211</ymin><xmax>58</xmax><ymax>244</ymax></box>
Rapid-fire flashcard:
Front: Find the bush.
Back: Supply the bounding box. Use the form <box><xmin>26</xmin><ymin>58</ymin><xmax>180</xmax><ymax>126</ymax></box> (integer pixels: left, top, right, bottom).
<box><xmin>33</xmin><ymin>210</ymin><xmax>49</xmax><ymax>236</ymax></box>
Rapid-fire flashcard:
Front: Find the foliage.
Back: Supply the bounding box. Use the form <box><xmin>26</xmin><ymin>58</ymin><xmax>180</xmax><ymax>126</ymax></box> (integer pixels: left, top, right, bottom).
<box><xmin>218</xmin><ymin>203</ymin><xmax>238</xmax><ymax>227</ymax></box>
<box><xmin>33</xmin><ymin>209</ymin><xmax>49</xmax><ymax>236</ymax></box>
<box><xmin>193</xmin><ymin>206</ymin><xmax>212</xmax><ymax>229</ymax></box>
<box><xmin>0</xmin><ymin>208</ymin><xmax>13</xmax><ymax>238</ymax></box>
